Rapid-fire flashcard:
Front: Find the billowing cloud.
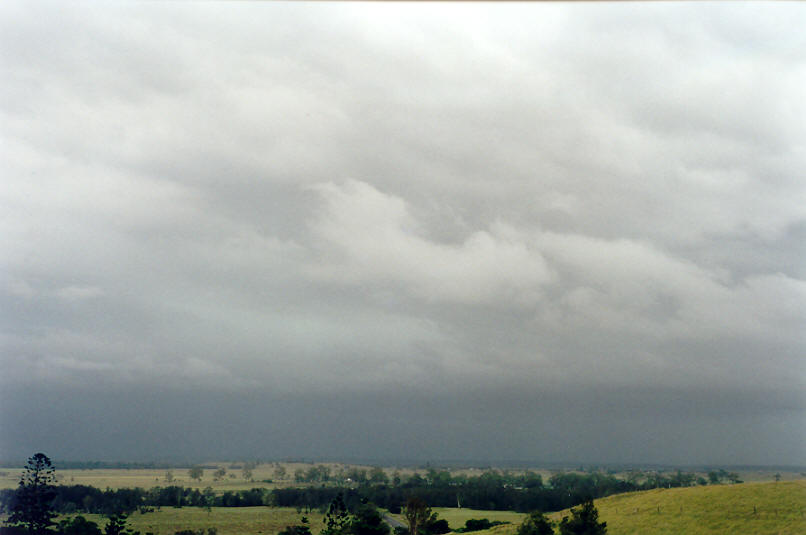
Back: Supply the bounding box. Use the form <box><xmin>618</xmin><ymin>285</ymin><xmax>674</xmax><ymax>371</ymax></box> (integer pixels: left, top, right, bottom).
<box><xmin>308</xmin><ymin>180</ymin><xmax>553</xmax><ymax>305</ymax></box>
<box><xmin>0</xmin><ymin>1</ymin><xmax>804</xmax><ymax>464</ymax></box>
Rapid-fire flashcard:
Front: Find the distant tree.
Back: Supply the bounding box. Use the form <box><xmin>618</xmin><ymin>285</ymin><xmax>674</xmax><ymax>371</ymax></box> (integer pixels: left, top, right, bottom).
<box><xmin>279</xmin><ymin>516</ymin><xmax>312</xmax><ymax>535</ymax></box>
<box><xmin>368</xmin><ymin>468</ymin><xmax>388</xmax><ymax>485</ymax></box>
<box><xmin>202</xmin><ymin>487</ymin><xmax>216</xmax><ymax>513</ymax></box>
<box><xmin>349</xmin><ymin>502</ymin><xmax>390</xmax><ymax>535</ymax></box>
<box><xmin>274</xmin><ymin>466</ymin><xmax>287</xmax><ymax>480</ymax></box>
<box><xmin>321</xmin><ymin>493</ymin><xmax>351</xmax><ymax>535</ymax></box>
<box><xmin>774</xmin><ymin>473</ymin><xmax>782</xmax><ymax>483</ymax></box>
<box><xmin>346</xmin><ymin>469</ymin><xmax>367</xmax><ymax>485</ymax></box>
<box><xmin>624</xmin><ymin>471</ymin><xmax>642</xmax><ymax>486</ymax></box>
<box><xmin>403</xmin><ymin>497</ymin><xmax>434</xmax><ymax>535</ymax></box>
<box><xmin>58</xmin><ymin>516</ymin><xmax>102</xmax><ymax>535</ymax></box>
<box><xmin>407</xmin><ymin>473</ymin><xmax>424</xmax><ymax>487</ymax></box>
<box><xmin>188</xmin><ymin>467</ymin><xmax>203</xmax><ymax>482</ymax></box>
<box><xmin>425</xmin><ymin>519</ymin><xmax>450</xmax><ymax>535</ymax></box>
<box><xmin>164</xmin><ymin>471</ymin><xmax>174</xmax><ymax>483</ymax></box>
<box><xmin>521</xmin><ymin>471</ymin><xmax>544</xmax><ymax>489</ymax></box>
<box><xmin>242</xmin><ymin>468</ymin><xmax>253</xmax><ymax>482</ymax></box>
<box><xmin>558</xmin><ymin>500</ymin><xmax>606</xmax><ymax>535</ymax></box>
<box><xmin>726</xmin><ymin>472</ymin><xmax>742</xmax><ymax>484</ymax></box>
<box><xmin>318</xmin><ymin>465</ymin><xmax>332</xmax><ymax>482</ymax></box>
<box><xmin>516</xmin><ymin>511</ymin><xmax>554</xmax><ymax>535</ymax></box>
<box><xmin>7</xmin><ymin>453</ymin><xmax>57</xmax><ymax>535</ymax></box>
<box><xmin>103</xmin><ymin>514</ymin><xmax>138</xmax><ymax>535</ymax></box>
<box><xmin>213</xmin><ymin>468</ymin><xmax>227</xmax><ymax>482</ymax></box>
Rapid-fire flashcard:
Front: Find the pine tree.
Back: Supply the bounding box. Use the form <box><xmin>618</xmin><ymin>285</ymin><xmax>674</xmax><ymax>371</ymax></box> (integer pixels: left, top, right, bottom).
<box><xmin>8</xmin><ymin>453</ymin><xmax>57</xmax><ymax>534</ymax></box>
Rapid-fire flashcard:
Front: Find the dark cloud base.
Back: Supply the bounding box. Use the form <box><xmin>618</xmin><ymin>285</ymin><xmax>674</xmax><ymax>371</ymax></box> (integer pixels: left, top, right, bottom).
<box><xmin>3</xmin><ymin>385</ymin><xmax>803</xmax><ymax>466</ymax></box>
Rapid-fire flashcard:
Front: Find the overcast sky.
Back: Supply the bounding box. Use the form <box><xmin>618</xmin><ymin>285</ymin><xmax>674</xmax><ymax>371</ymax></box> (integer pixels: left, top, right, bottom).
<box><xmin>2</xmin><ymin>2</ymin><xmax>804</xmax><ymax>466</ymax></box>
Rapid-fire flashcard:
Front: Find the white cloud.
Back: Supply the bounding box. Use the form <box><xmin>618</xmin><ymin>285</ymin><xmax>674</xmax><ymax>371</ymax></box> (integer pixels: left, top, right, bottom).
<box><xmin>308</xmin><ymin>180</ymin><xmax>554</xmax><ymax>305</ymax></box>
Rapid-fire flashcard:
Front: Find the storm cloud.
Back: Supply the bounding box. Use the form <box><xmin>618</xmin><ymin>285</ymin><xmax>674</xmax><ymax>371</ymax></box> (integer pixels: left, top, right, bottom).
<box><xmin>1</xmin><ymin>2</ymin><xmax>804</xmax><ymax>465</ymax></box>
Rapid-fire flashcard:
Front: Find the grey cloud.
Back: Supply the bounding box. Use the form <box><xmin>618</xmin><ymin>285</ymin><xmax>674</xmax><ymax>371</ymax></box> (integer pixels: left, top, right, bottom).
<box><xmin>1</xmin><ymin>2</ymin><xmax>804</xmax><ymax>464</ymax></box>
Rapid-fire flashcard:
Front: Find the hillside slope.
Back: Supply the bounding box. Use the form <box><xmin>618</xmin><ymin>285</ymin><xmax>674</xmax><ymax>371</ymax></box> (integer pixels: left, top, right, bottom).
<box><xmin>476</xmin><ymin>480</ymin><xmax>805</xmax><ymax>535</ymax></box>
<box><xmin>544</xmin><ymin>480</ymin><xmax>806</xmax><ymax>535</ymax></box>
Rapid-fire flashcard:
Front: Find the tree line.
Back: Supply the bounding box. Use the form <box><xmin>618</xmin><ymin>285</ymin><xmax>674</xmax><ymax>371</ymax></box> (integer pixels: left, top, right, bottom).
<box><xmin>1</xmin><ymin>467</ymin><xmax>725</xmax><ymax>518</ymax></box>
<box><xmin>3</xmin><ymin>454</ymin><xmax>607</xmax><ymax>535</ymax></box>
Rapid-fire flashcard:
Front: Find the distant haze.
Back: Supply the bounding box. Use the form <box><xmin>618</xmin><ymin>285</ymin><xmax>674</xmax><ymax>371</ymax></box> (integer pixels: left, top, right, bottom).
<box><xmin>1</xmin><ymin>2</ymin><xmax>804</xmax><ymax>466</ymax></box>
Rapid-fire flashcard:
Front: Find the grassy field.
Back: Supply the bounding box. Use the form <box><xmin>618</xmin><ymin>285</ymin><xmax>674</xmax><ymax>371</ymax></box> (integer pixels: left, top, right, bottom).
<box><xmin>0</xmin><ymin>463</ymin><xmax>347</xmax><ymax>491</ymax></box>
<box><xmin>58</xmin><ymin>507</ymin><xmax>324</xmax><ymax>535</ymax></box>
<box><xmin>2</xmin><ymin>480</ymin><xmax>803</xmax><ymax>534</ymax></box>
<box><xmin>2</xmin><ymin>463</ymin><xmax>800</xmax><ymax>491</ymax></box>
<box><xmin>386</xmin><ymin>508</ymin><xmax>526</xmax><ymax>531</ymax></box>
<box><xmin>536</xmin><ymin>480</ymin><xmax>806</xmax><ymax>535</ymax></box>
<box><xmin>429</xmin><ymin>508</ymin><xmax>525</xmax><ymax>530</ymax></box>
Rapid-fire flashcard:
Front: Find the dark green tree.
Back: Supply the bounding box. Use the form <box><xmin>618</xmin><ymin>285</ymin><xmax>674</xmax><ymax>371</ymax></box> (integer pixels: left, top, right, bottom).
<box><xmin>8</xmin><ymin>453</ymin><xmax>57</xmax><ymax>535</ymax></box>
<box><xmin>516</xmin><ymin>512</ymin><xmax>554</xmax><ymax>535</ymax></box>
<box><xmin>403</xmin><ymin>498</ymin><xmax>435</xmax><ymax>535</ymax></box>
<box><xmin>57</xmin><ymin>516</ymin><xmax>102</xmax><ymax>535</ymax></box>
<box><xmin>726</xmin><ymin>472</ymin><xmax>742</xmax><ymax>484</ymax></box>
<box><xmin>516</xmin><ymin>511</ymin><xmax>554</xmax><ymax>535</ymax></box>
<box><xmin>188</xmin><ymin>467</ymin><xmax>203</xmax><ymax>482</ymax></box>
<box><xmin>558</xmin><ymin>500</ymin><xmax>606</xmax><ymax>535</ymax></box>
<box><xmin>280</xmin><ymin>516</ymin><xmax>312</xmax><ymax>535</ymax></box>
<box><xmin>103</xmin><ymin>514</ymin><xmax>137</xmax><ymax>535</ymax></box>
<box><xmin>322</xmin><ymin>493</ymin><xmax>351</xmax><ymax>535</ymax></box>
<box><xmin>349</xmin><ymin>502</ymin><xmax>389</xmax><ymax>535</ymax></box>
<box><xmin>425</xmin><ymin>519</ymin><xmax>449</xmax><ymax>535</ymax></box>
<box><xmin>368</xmin><ymin>468</ymin><xmax>388</xmax><ymax>485</ymax></box>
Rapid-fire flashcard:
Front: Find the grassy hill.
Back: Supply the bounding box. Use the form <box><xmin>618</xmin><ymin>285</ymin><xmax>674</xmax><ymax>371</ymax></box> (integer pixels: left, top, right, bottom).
<box><xmin>534</xmin><ymin>480</ymin><xmax>806</xmax><ymax>535</ymax></box>
<box><xmin>392</xmin><ymin>482</ymin><xmax>804</xmax><ymax>535</ymax></box>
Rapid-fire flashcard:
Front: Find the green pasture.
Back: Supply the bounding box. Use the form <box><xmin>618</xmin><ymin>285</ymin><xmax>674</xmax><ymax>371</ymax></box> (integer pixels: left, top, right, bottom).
<box><xmin>386</xmin><ymin>508</ymin><xmax>525</xmax><ymax>531</ymax></box>
<box><xmin>60</xmin><ymin>507</ymin><xmax>324</xmax><ymax>535</ymax></box>
<box><xmin>0</xmin><ymin>463</ymin><xmax>345</xmax><ymax>491</ymax></box>
<box><xmin>436</xmin><ymin>481</ymin><xmax>805</xmax><ymax>535</ymax></box>
<box><xmin>430</xmin><ymin>508</ymin><xmax>525</xmax><ymax>530</ymax></box>
<box><xmin>542</xmin><ymin>480</ymin><xmax>806</xmax><ymax>535</ymax></box>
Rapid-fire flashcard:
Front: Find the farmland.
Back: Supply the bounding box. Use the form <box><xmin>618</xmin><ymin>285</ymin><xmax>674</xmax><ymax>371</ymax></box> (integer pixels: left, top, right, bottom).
<box><xmin>386</xmin><ymin>482</ymin><xmax>806</xmax><ymax>535</ymax></box>
<box><xmin>0</xmin><ymin>463</ymin><xmax>357</xmax><ymax>491</ymax></box>
<box><xmin>9</xmin><ymin>481</ymin><xmax>801</xmax><ymax>535</ymax></box>
<box><xmin>63</xmin><ymin>507</ymin><xmax>323</xmax><ymax>535</ymax></box>
<box><xmin>2</xmin><ymin>460</ymin><xmax>805</xmax><ymax>534</ymax></box>
<box><xmin>540</xmin><ymin>480</ymin><xmax>806</xmax><ymax>535</ymax></box>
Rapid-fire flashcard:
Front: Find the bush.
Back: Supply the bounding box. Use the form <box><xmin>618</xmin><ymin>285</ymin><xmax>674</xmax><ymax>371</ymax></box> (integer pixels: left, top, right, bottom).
<box><xmin>558</xmin><ymin>500</ymin><xmax>606</xmax><ymax>535</ymax></box>
<box><xmin>516</xmin><ymin>512</ymin><xmax>554</xmax><ymax>535</ymax></box>
<box><xmin>59</xmin><ymin>516</ymin><xmax>102</xmax><ymax>535</ymax></box>
<box><xmin>427</xmin><ymin>519</ymin><xmax>450</xmax><ymax>535</ymax></box>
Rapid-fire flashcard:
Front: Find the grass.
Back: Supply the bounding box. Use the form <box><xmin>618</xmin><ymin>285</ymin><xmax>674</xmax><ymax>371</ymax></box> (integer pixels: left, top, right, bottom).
<box><xmin>0</xmin><ymin>463</ymin><xmax>346</xmax><ymax>491</ymax></box>
<box><xmin>468</xmin><ymin>480</ymin><xmax>806</xmax><ymax>535</ymax></box>
<box><xmin>60</xmin><ymin>507</ymin><xmax>324</xmax><ymax>535</ymax></box>
<box><xmin>583</xmin><ymin>480</ymin><xmax>806</xmax><ymax>535</ymax></box>
<box><xmin>2</xmin><ymin>464</ymin><xmax>803</xmax><ymax>534</ymax></box>
<box><xmin>386</xmin><ymin>508</ymin><xmax>526</xmax><ymax>531</ymax></box>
